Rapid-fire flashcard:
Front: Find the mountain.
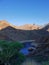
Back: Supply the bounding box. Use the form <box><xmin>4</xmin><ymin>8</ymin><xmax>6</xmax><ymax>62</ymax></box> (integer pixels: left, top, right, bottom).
<box><xmin>0</xmin><ymin>20</ymin><xmax>49</xmax><ymax>43</ymax></box>
<box><xmin>0</xmin><ymin>20</ymin><xmax>40</xmax><ymax>41</ymax></box>
<box><xmin>0</xmin><ymin>20</ymin><xmax>10</xmax><ymax>30</ymax></box>
<box><xmin>0</xmin><ymin>20</ymin><xmax>41</xmax><ymax>30</ymax></box>
<box><xmin>41</xmin><ymin>23</ymin><xmax>49</xmax><ymax>31</ymax></box>
<box><xmin>16</xmin><ymin>24</ymin><xmax>41</xmax><ymax>30</ymax></box>
<box><xmin>38</xmin><ymin>24</ymin><xmax>49</xmax><ymax>43</ymax></box>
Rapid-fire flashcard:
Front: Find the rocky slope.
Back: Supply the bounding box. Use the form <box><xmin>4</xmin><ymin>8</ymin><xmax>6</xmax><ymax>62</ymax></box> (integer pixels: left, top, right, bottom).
<box><xmin>0</xmin><ymin>20</ymin><xmax>41</xmax><ymax>41</ymax></box>
<box><xmin>16</xmin><ymin>24</ymin><xmax>41</xmax><ymax>30</ymax></box>
<box><xmin>0</xmin><ymin>20</ymin><xmax>10</xmax><ymax>30</ymax></box>
<box><xmin>0</xmin><ymin>20</ymin><xmax>49</xmax><ymax>43</ymax></box>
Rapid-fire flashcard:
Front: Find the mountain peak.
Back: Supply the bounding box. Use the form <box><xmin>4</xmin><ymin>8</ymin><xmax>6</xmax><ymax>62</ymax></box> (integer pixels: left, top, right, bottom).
<box><xmin>0</xmin><ymin>20</ymin><xmax>41</xmax><ymax>30</ymax></box>
<box><xmin>0</xmin><ymin>20</ymin><xmax>10</xmax><ymax>24</ymax></box>
<box><xmin>0</xmin><ymin>20</ymin><xmax>10</xmax><ymax>30</ymax></box>
<box><xmin>17</xmin><ymin>24</ymin><xmax>40</xmax><ymax>30</ymax></box>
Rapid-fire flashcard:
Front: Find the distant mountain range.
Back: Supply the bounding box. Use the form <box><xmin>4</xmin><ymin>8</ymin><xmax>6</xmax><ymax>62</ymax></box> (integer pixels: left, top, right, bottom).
<box><xmin>0</xmin><ymin>20</ymin><xmax>49</xmax><ymax>43</ymax></box>
<box><xmin>0</xmin><ymin>20</ymin><xmax>41</xmax><ymax>30</ymax></box>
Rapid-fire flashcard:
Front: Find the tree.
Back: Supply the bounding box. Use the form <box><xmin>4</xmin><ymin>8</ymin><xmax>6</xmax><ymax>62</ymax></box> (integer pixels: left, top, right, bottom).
<box><xmin>0</xmin><ymin>40</ymin><xmax>25</xmax><ymax>65</ymax></box>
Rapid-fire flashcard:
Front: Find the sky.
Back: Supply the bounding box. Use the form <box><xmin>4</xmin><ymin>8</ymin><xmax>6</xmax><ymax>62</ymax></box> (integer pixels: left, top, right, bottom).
<box><xmin>0</xmin><ymin>0</ymin><xmax>49</xmax><ymax>26</ymax></box>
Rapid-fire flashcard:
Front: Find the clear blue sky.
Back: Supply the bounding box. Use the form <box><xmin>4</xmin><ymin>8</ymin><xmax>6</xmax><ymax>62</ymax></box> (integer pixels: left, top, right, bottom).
<box><xmin>0</xmin><ymin>0</ymin><xmax>49</xmax><ymax>26</ymax></box>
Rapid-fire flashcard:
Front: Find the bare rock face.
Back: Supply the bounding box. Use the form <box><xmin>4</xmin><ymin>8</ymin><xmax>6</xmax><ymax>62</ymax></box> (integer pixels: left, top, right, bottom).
<box><xmin>0</xmin><ymin>33</ymin><xmax>11</xmax><ymax>41</ymax></box>
<box><xmin>0</xmin><ymin>20</ymin><xmax>40</xmax><ymax>30</ymax></box>
<box><xmin>0</xmin><ymin>20</ymin><xmax>49</xmax><ymax>43</ymax></box>
<box><xmin>0</xmin><ymin>20</ymin><xmax>41</xmax><ymax>41</ymax></box>
<box><xmin>0</xmin><ymin>20</ymin><xmax>10</xmax><ymax>30</ymax></box>
<box><xmin>15</xmin><ymin>24</ymin><xmax>40</xmax><ymax>30</ymax></box>
<box><xmin>42</xmin><ymin>23</ymin><xmax>49</xmax><ymax>31</ymax></box>
<box><xmin>37</xmin><ymin>24</ymin><xmax>49</xmax><ymax>43</ymax></box>
<box><xmin>0</xmin><ymin>20</ymin><xmax>12</xmax><ymax>41</ymax></box>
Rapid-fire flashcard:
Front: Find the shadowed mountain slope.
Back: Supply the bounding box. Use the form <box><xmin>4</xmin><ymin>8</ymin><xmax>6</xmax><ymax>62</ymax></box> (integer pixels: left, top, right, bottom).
<box><xmin>0</xmin><ymin>20</ymin><xmax>41</xmax><ymax>41</ymax></box>
<box><xmin>0</xmin><ymin>20</ymin><xmax>49</xmax><ymax>43</ymax></box>
<box><xmin>0</xmin><ymin>26</ymin><xmax>40</xmax><ymax>41</ymax></box>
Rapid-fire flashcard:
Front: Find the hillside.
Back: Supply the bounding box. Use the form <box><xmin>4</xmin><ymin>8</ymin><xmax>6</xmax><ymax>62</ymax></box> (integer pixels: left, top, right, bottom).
<box><xmin>15</xmin><ymin>24</ymin><xmax>41</xmax><ymax>30</ymax></box>
<box><xmin>0</xmin><ymin>20</ymin><xmax>41</xmax><ymax>41</ymax></box>
<box><xmin>0</xmin><ymin>20</ymin><xmax>10</xmax><ymax>30</ymax></box>
<box><xmin>0</xmin><ymin>20</ymin><xmax>49</xmax><ymax>43</ymax></box>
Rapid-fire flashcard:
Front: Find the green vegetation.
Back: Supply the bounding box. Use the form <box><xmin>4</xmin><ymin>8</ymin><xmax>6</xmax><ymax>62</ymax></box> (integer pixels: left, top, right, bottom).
<box><xmin>32</xmin><ymin>55</ymin><xmax>49</xmax><ymax>62</ymax></box>
<box><xmin>0</xmin><ymin>40</ymin><xmax>25</xmax><ymax>65</ymax></box>
<box><xmin>42</xmin><ymin>61</ymin><xmax>49</xmax><ymax>65</ymax></box>
<box><xmin>32</xmin><ymin>55</ymin><xmax>49</xmax><ymax>65</ymax></box>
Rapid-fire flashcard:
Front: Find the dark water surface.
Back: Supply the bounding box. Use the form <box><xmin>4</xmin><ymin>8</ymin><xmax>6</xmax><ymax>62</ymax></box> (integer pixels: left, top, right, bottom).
<box><xmin>20</xmin><ymin>42</ymin><xmax>49</xmax><ymax>65</ymax></box>
<box><xmin>20</xmin><ymin>42</ymin><xmax>36</xmax><ymax>55</ymax></box>
<box><xmin>20</xmin><ymin>42</ymin><xmax>41</xmax><ymax>65</ymax></box>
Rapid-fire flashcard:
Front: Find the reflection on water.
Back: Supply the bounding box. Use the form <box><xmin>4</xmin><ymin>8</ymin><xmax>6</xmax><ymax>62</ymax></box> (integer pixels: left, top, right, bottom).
<box><xmin>20</xmin><ymin>42</ymin><xmax>36</xmax><ymax>55</ymax></box>
<box><xmin>20</xmin><ymin>42</ymin><xmax>41</xmax><ymax>65</ymax></box>
<box><xmin>20</xmin><ymin>42</ymin><xmax>49</xmax><ymax>65</ymax></box>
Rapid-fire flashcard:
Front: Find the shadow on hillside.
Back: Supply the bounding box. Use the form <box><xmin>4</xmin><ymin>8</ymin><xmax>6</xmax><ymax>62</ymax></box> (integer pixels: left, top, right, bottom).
<box><xmin>0</xmin><ymin>26</ymin><xmax>49</xmax><ymax>43</ymax></box>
